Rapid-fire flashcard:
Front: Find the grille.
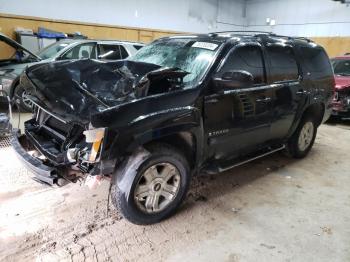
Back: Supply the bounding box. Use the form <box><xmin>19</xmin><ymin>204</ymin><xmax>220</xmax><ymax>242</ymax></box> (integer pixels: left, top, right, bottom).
<box><xmin>34</xmin><ymin>105</ymin><xmax>70</xmax><ymax>135</ymax></box>
<box><xmin>0</xmin><ymin>136</ymin><xmax>11</xmax><ymax>148</ymax></box>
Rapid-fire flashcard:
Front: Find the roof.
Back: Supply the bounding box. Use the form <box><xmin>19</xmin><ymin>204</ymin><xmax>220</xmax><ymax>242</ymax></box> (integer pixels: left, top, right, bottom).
<box><xmin>167</xmin><ymin>31</ymin><xmax>315</xmax><ymax>46</ymax></box>
<box><xmin>57</xmin><ymin>38</ymin><xmax>144</xmax><ymax>45</ymax></box>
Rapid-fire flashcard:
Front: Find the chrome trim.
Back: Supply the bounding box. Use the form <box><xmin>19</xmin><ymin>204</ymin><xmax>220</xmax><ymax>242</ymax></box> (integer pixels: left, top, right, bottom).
<box><xmin>30</xmin><ymin>99</ymin><xmax>67</xmax><ymax>124</ymax></box>
<box><xmin>219</xmin><ymin>145</ymin><xmax>286</xmax><ymax>172</ymax></box>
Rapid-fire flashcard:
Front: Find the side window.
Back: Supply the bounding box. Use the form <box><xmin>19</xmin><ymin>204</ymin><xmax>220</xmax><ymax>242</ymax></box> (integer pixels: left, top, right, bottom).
<box><xmin>61</xmin><ymin>43</ymin><xmax>96</xmax><ymax>60</ymax></box>
<box><xmin>219</xmin><ymin>45</ymin><xmax>266</xmax><ymax>85</ymax></box>
<box><xmin>266</xmin><ymin>45</ymin><xmax>299</xmax><ymax>82</ymax></box>
<box><xmin>98</xmin><ymin>44</ymin><xmax>123</xmax><ymax>60</ymax></box>
<box><xmin>299</xmin><ymin>47</ymin><xmax>332</xmax><ymax>74</ymax></box>
<box><xmin>120</xmin><ymin>46</ymin><xmax>129</xmax><ymax>59</ymax></box>
<box><xmin>133</xmin><ymin>45</ymin><xmax>143</xmax><ymax>50</ymax></box>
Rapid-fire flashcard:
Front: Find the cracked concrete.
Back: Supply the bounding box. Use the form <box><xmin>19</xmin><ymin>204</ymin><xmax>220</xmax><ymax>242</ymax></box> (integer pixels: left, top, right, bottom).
<box><xmin>0</xmin><ymin>116</ymin><xmax>349</xmax><ymax>262</ymax></box>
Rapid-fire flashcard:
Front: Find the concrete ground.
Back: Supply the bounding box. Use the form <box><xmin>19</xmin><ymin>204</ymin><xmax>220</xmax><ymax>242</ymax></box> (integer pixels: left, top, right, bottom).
<box><xmin>0</xmin><ymin>111</ymin><xmax>349</xmax><ymax>262</ymax></box>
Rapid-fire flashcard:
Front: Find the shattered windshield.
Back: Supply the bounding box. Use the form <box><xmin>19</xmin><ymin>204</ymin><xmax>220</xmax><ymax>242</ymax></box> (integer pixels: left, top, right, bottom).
<box><xmin>36</xmin><ymin>41</ymin><xmax>70</xmax><ymax>60</ymax></box>
<box><xmin>130</xmin><ymin>38</ymin><xmax>219</xmax><ymax>86</ymax></box>
<box><xmin>332</xmin><ymin>59</ymin><xmax>350</xmax><ymax>76</ymax></box>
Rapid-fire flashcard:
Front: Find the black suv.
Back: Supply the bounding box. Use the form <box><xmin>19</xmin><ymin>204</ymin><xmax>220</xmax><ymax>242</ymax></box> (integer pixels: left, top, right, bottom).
<box><xmin>12</xmin><ymin>31</ymin><xmax>334</xmax><ymax>225</ymax></box>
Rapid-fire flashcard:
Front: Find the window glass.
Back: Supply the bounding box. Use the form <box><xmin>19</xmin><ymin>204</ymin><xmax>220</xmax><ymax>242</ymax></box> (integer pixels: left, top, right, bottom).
<box><xmin>267</xmin><ymin>45</ymin><xmax>299</xmax><ymax>82</ymax></box>
<box><xmin>37</xmin><ymin>41</ymin><xmax>70</xmax><ymax>60</ymax></box>
<box><xmin>131</xmin><ymin>39</ymin><xmax>218</xmax><ymax>86</ymax></box>
<box><xmin>219</xmin><ymin>45</ymin><xmax>266</xmax><ymax>85</ymax></box>
<box><xmin>61</xmin><ymin>43</ymin><xmax>96</xmax><ymax>60</ymax></box>
<box><xmin>98</xmin><ymin>44</ymin><xmax>122</xmax><ymax>60</ymax></box>
<box><xmin>300</xmin><ymin>47</ymin><xmax>331</xmax><ymax>74</ymax></box>
<box><xmin>332</xmin><ymin>59</ymin><xmax>350</xmax><ymax>76</ymax></box>
<box><xmin>133</xmin><ymin>45</ymin><xmax>143</xmax><ymax>50</ymax></box>
<box><xmin>120</xmin><ymin>46</ymin><xmax>129</xmax><ymax>59</ymax></box>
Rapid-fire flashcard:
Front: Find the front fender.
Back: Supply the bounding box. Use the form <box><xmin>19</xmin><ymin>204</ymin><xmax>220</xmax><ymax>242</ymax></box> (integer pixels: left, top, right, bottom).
<box><xmin>104</xmin><ymin>105</ymin><xmax>202</xmax><ymax>162</ymax></box>
<box><xmin>126</xmin><ymin>106</ymin><xmax>201</xmax><ymax>152</ymax></box>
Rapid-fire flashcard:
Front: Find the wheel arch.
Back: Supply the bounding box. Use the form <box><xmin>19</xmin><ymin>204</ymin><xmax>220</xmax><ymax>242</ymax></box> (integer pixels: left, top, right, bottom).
<box><xmin>303</xmin><ymin>102</ymin><xmax>325</xmax><ymax>127</ymax></box>
<box><xmin>143</xmin><ymin>131</ymin><xmax>197</xmax><ymax>169</ymax></box>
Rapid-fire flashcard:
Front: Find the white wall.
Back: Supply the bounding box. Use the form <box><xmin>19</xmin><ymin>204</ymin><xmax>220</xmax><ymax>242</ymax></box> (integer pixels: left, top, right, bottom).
<box><xmin>246</xmin><ymin>0</ymin><xmax>350</xmax><ymax>37</ymax></box>
<box><xmin>0</xmin><ymin>0</ymin><xmax>246</xmax><ymax>33</ymax></box>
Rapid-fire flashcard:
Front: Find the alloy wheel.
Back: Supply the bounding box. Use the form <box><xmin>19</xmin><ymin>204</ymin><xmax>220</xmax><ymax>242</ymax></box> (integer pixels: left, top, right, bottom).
<box><xmin>134</xmin><ymin>162</ymin><xmax>181</xmax><ymax>214</ymax></box>
<box><xmin>298</xmin><ymin>121</ymin><xmax>314</xmax><ymax>151</ymax></box>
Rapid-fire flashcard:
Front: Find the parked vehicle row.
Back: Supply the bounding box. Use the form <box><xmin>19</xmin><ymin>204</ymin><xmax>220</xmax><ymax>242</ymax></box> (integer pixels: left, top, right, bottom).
<box><xmin>331</xmin><ymin>55</ymin><xmax>350</xmax><ymax>118</ymax></box>
<box><xmin>11</xmin><ymin>31</ymin><xmax>334</xmax><ymax>224</ymax></box>
<box><xmin>0</xmin><ymin>33</ymin><xmax>144</xmax><ymax>111</ymax></box>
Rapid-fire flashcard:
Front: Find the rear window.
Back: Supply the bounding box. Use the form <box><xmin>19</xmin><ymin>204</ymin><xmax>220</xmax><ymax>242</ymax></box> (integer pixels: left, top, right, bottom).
<box><xmin>299</xmin><ymin>47</ymin><xmax>331</xmax><ymax>74</ymax></box>
<box><xmin>133</xmin><ymin>45</ymin><xmax>143</xmax><ymax>50</ymax></box>
<box><xmin>266</xmin><ymin>45</ymin><xmax>299</xmax><ymax>82</ymax></box>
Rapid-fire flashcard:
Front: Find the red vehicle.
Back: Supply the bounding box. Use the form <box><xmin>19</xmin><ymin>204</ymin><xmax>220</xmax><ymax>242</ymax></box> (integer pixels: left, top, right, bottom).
<box><xmin>331</xmin><ymin>55</ymin><xmax>350</xmax><ymax>117</ymax></box>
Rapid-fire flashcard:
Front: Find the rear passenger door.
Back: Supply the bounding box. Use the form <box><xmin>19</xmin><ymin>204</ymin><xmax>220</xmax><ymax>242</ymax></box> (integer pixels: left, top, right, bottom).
<box><xmin>204</xmin><ymin>44</ymin><xmax>273</xmax><ymax>160</ymax></box>
<box><xmin>97</xmin><ymin>44</ymin><xmax>130</xmax><ymax>60</ymax></box>
<box><xmin>265</xmin><ymin>44</ymin><xmax>305</xmax><ymax>140</ymax></box>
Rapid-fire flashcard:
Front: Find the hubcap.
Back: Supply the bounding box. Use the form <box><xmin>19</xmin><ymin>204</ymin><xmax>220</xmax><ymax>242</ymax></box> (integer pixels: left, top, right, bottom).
<box><xmin>21</xmin><ymin>90</ymin><xmax>34</xmax><ymax>109</ymax></box>
<box><xmin>134</xmin><ymin>162</ymin><xmax>181</xmax><ymax>214</ymax></box>
<box><xmin>298</xmin><ymin>121</ymin><xmax>314</xmax><ymax>151</ymax></box>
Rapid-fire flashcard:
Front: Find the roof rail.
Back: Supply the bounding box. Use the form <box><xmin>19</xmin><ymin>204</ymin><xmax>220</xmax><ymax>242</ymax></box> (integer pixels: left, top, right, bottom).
<box><xmin>208</xmin><ymin>31</ymin><xmax>313</xmax><ymax>43</ymax></box>
<box><xmin>267</xmin><ymin>34</ymin><xmax>313</xmax><ymax>43</ymax></box>
<box><xmin>209</xmin><ymin>30</ymin><xmax>272</xmax><ymax>37</ymax></box>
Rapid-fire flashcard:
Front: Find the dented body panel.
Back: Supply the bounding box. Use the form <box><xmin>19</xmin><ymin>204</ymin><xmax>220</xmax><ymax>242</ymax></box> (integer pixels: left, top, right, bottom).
<box><xmin>12</xmin><ymin>33</ymin><xmax>334</xmax><ymax>185</ymax></box>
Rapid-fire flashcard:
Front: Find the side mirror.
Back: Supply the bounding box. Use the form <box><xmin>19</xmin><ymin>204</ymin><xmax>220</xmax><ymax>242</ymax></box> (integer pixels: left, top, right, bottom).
<box><xmin>213</xmin><ymin>70</ymin><xmax>254</xmax><ymax>92</ymax></box>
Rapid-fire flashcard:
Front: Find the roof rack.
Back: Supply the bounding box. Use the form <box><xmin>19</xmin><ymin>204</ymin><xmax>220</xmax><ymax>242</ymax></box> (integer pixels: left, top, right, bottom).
<box><xmin>267</xmin><ymin>34</ymin><xmax>313</xmax><ymax>43</ymax></box>
<box><xmin>209</xmin><ymin>30</ymin><xmax>272</xmax><ymax>37</ymax></box>
<box><xmin>209</xmin><ymin>31</ymin><xmax>313</xmax><ymax>43</ymax></box>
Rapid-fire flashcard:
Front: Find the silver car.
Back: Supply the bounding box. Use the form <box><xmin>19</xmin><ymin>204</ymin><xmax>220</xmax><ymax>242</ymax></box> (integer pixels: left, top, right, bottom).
<box><xmin>0</xmin><ymin>33</ymin><xmax>144</xmax><ymax>111</ymax></box>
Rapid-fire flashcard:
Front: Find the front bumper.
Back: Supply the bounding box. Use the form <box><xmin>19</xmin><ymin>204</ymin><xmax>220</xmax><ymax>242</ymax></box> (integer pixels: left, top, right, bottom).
<box><xmin>332</xmin><ymin>101</ymin><xmax>350</xmax><ymax>117</ymax></box>
<box><xmin>11</xmin><ymin>130</ymin><xmax>60</xmax><ymax>185</ymax></box>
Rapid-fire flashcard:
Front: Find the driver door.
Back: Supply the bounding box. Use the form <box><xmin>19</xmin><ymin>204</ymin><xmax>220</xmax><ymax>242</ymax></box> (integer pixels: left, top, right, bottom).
<box><xmin>204</xmin><ymin>44</ymin><xmax>273</xmax><ymax>160</ymax></box>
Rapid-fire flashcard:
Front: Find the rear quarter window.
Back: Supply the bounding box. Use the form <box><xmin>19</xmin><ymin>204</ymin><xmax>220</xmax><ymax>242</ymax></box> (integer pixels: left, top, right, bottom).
<box><xmin>298</xmin><ymin>46</ymin><xmax>332</xmax><ymax>75</ymax></box>
<box><xmin>266</xmin><ymin>45</ymin><xmax>299</xmax><ymax>82</ymax></box>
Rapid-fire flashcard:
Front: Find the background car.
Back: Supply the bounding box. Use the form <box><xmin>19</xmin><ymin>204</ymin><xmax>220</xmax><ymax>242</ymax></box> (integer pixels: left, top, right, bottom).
<box><xmin>331</xmin><ymin>55</ymin><xmax>350</xmax><ymax>118</ymax></box>
<box><xmin>0</xmin><ymin>33</ymin><xmax>144</xmax><ymax>111</ymax></box>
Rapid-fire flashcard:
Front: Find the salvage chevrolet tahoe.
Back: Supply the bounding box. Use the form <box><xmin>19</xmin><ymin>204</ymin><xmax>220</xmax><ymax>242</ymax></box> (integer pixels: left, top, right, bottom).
<box><xmin>12</xmin><ymin>32</ymin><xmax>334</xmax><ymax>225</ymax></box>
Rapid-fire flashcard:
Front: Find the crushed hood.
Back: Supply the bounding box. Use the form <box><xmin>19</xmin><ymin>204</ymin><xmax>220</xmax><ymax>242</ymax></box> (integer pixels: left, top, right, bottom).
<box><xmin>334</xmin><ymin>75</ymin><xmax>350</xmax><ymax>90</ymax></box>
<box><xmin>24</xmin><ymin>59</ymin><xmax>188</xmax><ymax>123</ymax></box>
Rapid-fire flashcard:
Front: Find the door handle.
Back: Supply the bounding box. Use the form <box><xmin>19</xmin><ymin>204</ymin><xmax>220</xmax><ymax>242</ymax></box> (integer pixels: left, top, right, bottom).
<box><xmin>296</xmin><ymin>89</ymin><xmax>307</xmax><ymax>95</ymax></box>
<box><xmin>255</xmin><ymin>97</ymin><xmax>272</xmax><ymax>103</ymax></box>
<box><xmin>205</xmin><ymin>98</ymin><xmax>219</xmax><ymax>104</ymax></box>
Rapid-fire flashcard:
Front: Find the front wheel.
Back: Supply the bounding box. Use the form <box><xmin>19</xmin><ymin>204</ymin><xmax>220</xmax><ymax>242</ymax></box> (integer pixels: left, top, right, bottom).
<box><xmin>286</xmin><ymin>115</ymin><xmax>317</xmax><ymax>158</ymax></box>
<box><xmin>111</xmin><ymin>144</ymin><xmax>191</xmax><ymax>225</ymax></box>
<box><xmin>14</xmin><ymin>84</ymin><xmax>33</xmax><ymax>112</ymax></box>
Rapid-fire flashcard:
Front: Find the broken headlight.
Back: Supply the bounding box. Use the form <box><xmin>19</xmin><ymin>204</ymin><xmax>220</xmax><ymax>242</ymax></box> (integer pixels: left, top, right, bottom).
<box><xmin>83</xmin><ymin>127</ymin><xmax>106</xmax><ymax>162</ymax></box>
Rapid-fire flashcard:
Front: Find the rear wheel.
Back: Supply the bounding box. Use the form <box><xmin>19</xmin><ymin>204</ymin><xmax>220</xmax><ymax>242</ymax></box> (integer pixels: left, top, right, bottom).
<box><xmin>111</xmin><ymin>144</ymin><xmax>191</xmax><ymax>225</ymax></box>
<box><xmin>286</xmin><ymin>115</ymin><xmax>317</xmax><ymax>158</ymax></box>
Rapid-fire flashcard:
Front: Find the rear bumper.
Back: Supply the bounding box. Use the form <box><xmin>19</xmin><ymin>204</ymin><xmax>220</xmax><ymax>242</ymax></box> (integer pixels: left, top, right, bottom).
<box><xmin>11</xmin><ymin>130</ymin><xmax>60</xmax><ymax>185</ymax></box>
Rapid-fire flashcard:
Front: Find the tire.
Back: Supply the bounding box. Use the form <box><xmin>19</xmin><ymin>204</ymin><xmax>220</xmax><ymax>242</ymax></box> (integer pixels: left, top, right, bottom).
<box><xmin>14</xmin><ymin>84</ymin><xmax>33</xmax><ymax>112</ymax></box>
<box><xmin>285</xmin><ymin>114</ymin><xmax>317</xmax><ymax>159</ymax></box>
<box><xmin>111</xmin><ymin>143</ymin><xmax>191</xmax><ymax>225</ymax></box>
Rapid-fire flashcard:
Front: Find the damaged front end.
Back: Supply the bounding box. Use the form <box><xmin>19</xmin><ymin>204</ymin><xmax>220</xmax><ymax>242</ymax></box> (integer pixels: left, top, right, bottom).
<box><xmin>11</xmin><ymin>59</ymin><xmax>189</xmax><ymax>186</ymax></box>
<box><xmin>12</xmin><ymin>105</ymin><xmax>108</xmax><ymax>186</ymax></box>
<box><xmin>332</xmin><ymin>88</ymin><xmax>350</xmax><ymax>117</ymax></box>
